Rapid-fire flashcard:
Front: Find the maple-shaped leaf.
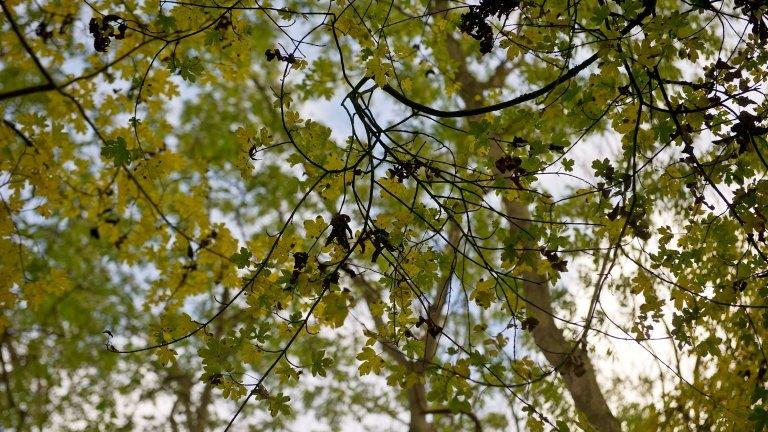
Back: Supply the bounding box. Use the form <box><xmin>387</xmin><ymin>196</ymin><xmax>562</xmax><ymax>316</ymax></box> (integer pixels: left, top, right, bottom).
<box><xmin>230</xmin><ymin>247</ymin><xmax>252</xmax><ymax>269</ymax></box>
<box><xmin>101</xmin><ymin>137</ymin><xmax>131</xmax><ymax>166</ymax></box>
<box><xmin>310</xmin><ymin>350</ymin><xmax>333</xmax><ymax>377</ymax></box>
<box><xmin>470</xmin><ymin>279</ymin><xmax>496</xmax><ymax>309</ymax></box>
<box><xmin>356</xmin><ymin>347</ymin><xmax>384</xmax><ymax>375</ymax></box>
<box><xmin>275</xmin><ymin>362</ymin><xmax>300</xmax><ymax>382</ymax></box>
<box><xmin>177</xmin><ymin>56</ymin><xmax>204</xmax><ymax>82</ymax></box>
<box><xmin>156</xmin><ymin>347</ymin><xmax>177</xmax><ymax>367</ymax></box>
<box><xmin>166</xmin><ymin>55</ymin><xmax>205</xmax><ymax>82</ymax></box>
<box><xmin>268</xmin><ymin>393</ymin><xmax>292</xmax><ymax>417</ymax></box>
<box><xmin>156</xmin><ymin>14</ymin><xmax>176</xmax><ymax>32</ymax></box>
<box><xmin>220</xmin><ymin>376</ymin><xmax>247</xmax><ymax>400</ymax></box>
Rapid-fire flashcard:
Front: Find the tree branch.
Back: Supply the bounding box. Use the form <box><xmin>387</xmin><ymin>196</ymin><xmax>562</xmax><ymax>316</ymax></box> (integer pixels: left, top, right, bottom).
<box><xmin>491</xmin><ymin>146</ymin><xmax>621</xmax><ymax>432</ymax></box>
<box><xmin>423</xmin><ymin>407</ymin><xmax>483</xmax><ymax>432</ymax></box>
<box><xmin>378</xmin><ymin>6</ymin><xmax>654</xmax><ymax>118</ymax></box>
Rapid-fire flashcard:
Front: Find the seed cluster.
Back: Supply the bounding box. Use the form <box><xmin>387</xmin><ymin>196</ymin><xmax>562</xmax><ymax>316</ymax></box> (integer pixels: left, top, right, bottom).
<box><xmin>459</xmin><ymin>0</ymin><xmax>520</xmax><ymax>54</ymax></box>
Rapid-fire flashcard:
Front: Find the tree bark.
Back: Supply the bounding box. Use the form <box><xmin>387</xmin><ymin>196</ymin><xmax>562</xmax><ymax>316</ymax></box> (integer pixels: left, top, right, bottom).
<box><xmin>428</xmin><ymin>1</ymin><xmax>621</xmax><ymax>425</ymax></box>
<box><xmin>490</xmin><ymin>144</ymin><xmax>621</xmax><ymax>432</ymax></box>
<box><xmin>377</xmin><ymin>1</ymin><xmax>622</xmax><ymax>429</ymax></box>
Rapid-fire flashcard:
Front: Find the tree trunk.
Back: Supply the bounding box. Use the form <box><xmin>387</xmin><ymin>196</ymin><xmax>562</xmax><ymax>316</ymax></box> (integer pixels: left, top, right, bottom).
<box><xmin>491</xmin><ymin>144</ymin><xmax>621</xmax><ymax>432</ymax></box>
<box><xmin>400</xmin><ymin>2</ymin><xmax>621</xmax><ymax>429</ymax></box>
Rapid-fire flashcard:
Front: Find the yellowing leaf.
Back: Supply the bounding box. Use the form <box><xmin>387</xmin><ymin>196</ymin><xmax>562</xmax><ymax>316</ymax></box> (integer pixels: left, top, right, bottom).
<box><xmin>356</xmin><ymin>347</ymin><xmax>385</xmax><ymax>375</ymax></box>
<box><xmin>471</xmin><ymin>279</ymin><xmax>496</xmax><ymax>309</ymax></box>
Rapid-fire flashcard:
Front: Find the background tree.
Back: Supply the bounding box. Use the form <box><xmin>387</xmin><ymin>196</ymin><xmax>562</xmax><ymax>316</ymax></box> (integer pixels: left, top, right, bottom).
<box><xmin>2</xmin><ymin>0</ymin><xmax>768</xmax><ymax>430</ymax></box>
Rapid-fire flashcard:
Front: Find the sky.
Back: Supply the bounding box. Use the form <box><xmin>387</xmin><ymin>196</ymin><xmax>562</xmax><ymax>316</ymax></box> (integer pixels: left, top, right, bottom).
<box><xmin>4</xmin><ymin>1</ymin><xmax>758</xmax><ymax>430</ymax></box>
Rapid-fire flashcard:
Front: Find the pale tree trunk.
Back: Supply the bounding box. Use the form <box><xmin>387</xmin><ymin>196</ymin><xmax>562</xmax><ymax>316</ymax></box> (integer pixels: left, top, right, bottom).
<box><xmin>422</xmin><ymin>2</ymin><xmax>621</xmax><ymax>430</ymax></box>
<box><xmin>359</xmin><ymin>227</ymin><xmax>461</xmax><ymax>432</ymax></box>
<box><xmin>491</xmin><ymin>158</ymin><xmax>621</xmax><ymax>432</ymax></box>
<box><xmin>359</xmin><ymin>2</ymin><xmax>621</xmax><ymax>429</ymax></box>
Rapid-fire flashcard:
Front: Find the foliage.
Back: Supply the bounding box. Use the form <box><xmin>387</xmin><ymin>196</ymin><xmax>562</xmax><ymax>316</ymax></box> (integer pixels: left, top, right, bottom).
<box><xmin>1</xmin><ymin>0</ymin><xmax>768</xmax><ymax>430</ymax></box>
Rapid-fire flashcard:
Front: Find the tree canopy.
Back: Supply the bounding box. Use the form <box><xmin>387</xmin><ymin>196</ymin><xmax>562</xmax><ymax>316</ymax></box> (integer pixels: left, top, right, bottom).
<box><xmin>2</xmin><ymin>0</ymin><xmax>768</xmax><ymax>430</ymax></box>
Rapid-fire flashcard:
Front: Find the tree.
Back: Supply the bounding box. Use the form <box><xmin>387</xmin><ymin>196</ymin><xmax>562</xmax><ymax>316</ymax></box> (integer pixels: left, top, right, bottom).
<box><xmin>1</xmin><ymin>0</ymin><xmax>768</xmax><ymax>430</ymax></box>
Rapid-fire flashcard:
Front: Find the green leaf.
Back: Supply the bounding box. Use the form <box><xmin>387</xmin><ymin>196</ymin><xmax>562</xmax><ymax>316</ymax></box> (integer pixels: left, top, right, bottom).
<box><xmin>156</xmin><ymin>14</ymin><xmax>176</xmax><ymax>32</ymax></box>
<box><xmin>156</xmin><ymin>347</ymin><xmax>177</xmax><ymax>367</ymax></box>
<box><xmin>356</xmin><ymin>347</ymin><xmax>385</xmax><ymax>375</ymax></box>
<box><xmin>310</xmin><ymin>349</ymin><xmax>333</xmax><ymax>377</ymax></box>
<box><xmin>166</xmin><ymin>56</ymin><xmax>205</xmax><ymax>82</ymax></box>
<box><xmin>470</xmin><ymin>279</ymin><xmax>496</xmax><ymax>309</ymax></box>
<box><xmin>177</xmin><ymin>56</ymin><xmax>204</xmax><ymax>82</ymax></box>
<box><xmin>101</xmin><ymin>137</ymin><xmax>132</xmax><ymax>166</ymax></box>
<box><xmin>220</xmin><ymin>376</ymin><xmax>247</xmax><ymax>400</ymax></box>
<box><xmin>268</xmin><ymin>393</ymin><xmax>292</xmax><ymax>417</ymax></box>
<box><xmin>468</xmin><ymin>120</ymin><xmax>490</xmax><ymax>137</ymax></box>
<box><xmin>230</xmin><ymin>247</ymin><xmax>252</xmax><ymax>269</ymax></box>
<box><xmin>749</xmin><ymin>407</ymin><xmax>768</xmax><ymax>432</ymax></box>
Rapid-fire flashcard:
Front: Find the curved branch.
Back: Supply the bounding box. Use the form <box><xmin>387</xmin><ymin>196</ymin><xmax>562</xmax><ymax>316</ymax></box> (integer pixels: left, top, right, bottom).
<box><xmin>423</xmin><ymin>407</ymin><xmax>482</xmax><ymax>432</ymax></box>
<box><xmin>377</xmin><ymin>7</ymin><xmax>655</xmax><ymax>118</ymax></box>
<box><xmin>379</xmin><ymin>51</ymin><xmax>599</xmax><ymax>118</ymax></box>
